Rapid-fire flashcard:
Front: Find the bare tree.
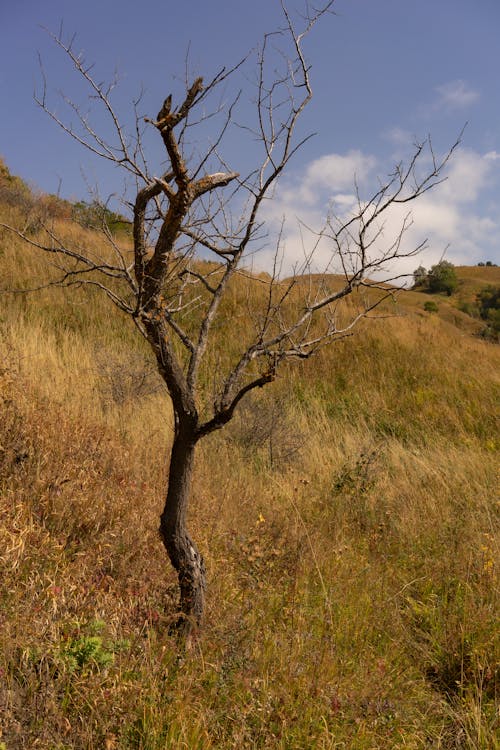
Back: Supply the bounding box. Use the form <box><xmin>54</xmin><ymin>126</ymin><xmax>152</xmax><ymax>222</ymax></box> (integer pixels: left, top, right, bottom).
<box><xmin>1</xmin><ymin>2</ymin><xmax>459</xmax><ymax>639</ymax></box>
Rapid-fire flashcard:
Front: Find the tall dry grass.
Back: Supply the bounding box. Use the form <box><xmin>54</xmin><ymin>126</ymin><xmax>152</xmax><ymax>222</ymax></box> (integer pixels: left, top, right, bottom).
<box><xmin>0</xmin><ymin>200</ymin><xmax>498</xmax><ymax>748</ymax></box>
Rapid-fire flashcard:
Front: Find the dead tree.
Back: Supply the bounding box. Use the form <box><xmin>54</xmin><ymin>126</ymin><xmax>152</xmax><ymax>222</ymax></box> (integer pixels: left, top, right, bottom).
<box><xmin>1</xmin><ymin>2</ymin><xmax>459</xmax><ymax>639</ymax></box>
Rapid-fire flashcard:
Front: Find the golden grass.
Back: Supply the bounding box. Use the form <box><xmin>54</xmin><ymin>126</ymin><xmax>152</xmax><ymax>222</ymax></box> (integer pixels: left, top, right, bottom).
<box><xmin>0</xmin><ymin>200</ymin><xmax>499</xmax><ymax>748</ymax></box>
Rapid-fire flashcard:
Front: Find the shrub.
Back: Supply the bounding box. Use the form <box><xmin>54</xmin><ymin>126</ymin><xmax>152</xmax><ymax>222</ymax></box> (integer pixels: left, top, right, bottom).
<box><xmin>72</xmin><ymin>200</ymin><xmax>131</xmax><ymax>235</ymax></box>
<box><xmin>428</xmin><ymin>261</ymin><xmax>458</xmax><ymax>296</ymax></box>
<box><xmin>477</xmin><ymin>285</ymin><xmax>500</xmax><ymax>340</ymax></box>
<box><xmin>413</xmin><ymin>265</ymin><xmax>428</xmax><ymax>288</ymax></box>
<box><xmin>424</xmin><ymin>300</ymin><xmax>438</xmax><ymax>313</ymax></box>
<box><xmin>458</xmin><ymin>301</ymin><xmax>478</xmax><ymax>317</ymax></box>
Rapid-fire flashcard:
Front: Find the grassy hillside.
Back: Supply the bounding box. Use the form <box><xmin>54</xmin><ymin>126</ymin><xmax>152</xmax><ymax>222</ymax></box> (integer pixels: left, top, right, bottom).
<box><xmin>0</xmin><ymin>172</ymin><xmax>499</xmax><ymax>748</ymax></box>
<box><xmin>402</xmin><ymin>265</ymin><xmax>500</xmax><ymax>339</ymax></box>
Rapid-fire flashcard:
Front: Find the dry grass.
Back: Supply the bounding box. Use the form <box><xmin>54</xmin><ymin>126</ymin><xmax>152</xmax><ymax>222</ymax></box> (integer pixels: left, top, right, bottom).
<box><xmin>0</xmin><ymin>200</ymin><xmax>499</xmax><ymax>748</ymax></box>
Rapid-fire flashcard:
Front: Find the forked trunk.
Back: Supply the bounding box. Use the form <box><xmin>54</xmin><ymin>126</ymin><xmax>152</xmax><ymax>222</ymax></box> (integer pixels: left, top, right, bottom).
<box><xmin>159</xmin><ymin>418</ymin><xmax>205</xmax><ymax>639</ymax></box>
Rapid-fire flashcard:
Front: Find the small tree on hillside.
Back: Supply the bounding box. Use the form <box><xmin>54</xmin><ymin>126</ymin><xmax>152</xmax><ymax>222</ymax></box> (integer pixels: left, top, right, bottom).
<box><xmin>413</xmin><ymin>265</ymin><xmax>428</xmax><ymax>288</ymax></box>
<box><xmin>1</xmin><ymin>3</ymin><xmax>460</xmax><ymax>639</ymax></box>
<box><xmin>428</xmin><ymin>260</ymin><xmax>458</xmax><ymax>296</ymax></box>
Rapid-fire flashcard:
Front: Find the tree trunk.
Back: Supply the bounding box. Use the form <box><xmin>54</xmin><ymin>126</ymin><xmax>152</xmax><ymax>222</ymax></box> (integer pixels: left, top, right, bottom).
<box><xmin>159</xmin><ymin>417</ymin><xmax>205</xmax><ymax>639</ymax></box>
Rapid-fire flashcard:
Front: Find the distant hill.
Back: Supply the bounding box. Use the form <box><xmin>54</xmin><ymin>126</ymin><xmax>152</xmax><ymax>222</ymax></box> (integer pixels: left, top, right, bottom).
<box><xmin>0</xmin><ymin>156</ymin><xmax>131</xmax><ymax>235</ymax></box>
<box><xmin>402</xmin><ymin>265</ymin><xmax>500</xmax><ymax>339</ymax></box>
<box><xmin>1</xmin><ymin>157</ymin><xmax>499</xmax><ymax>341</ymax></box>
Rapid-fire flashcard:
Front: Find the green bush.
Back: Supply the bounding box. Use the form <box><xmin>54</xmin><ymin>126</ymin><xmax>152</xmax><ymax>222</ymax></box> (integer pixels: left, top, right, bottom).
<box><xmin>428</xmin><ymin>261</ymin><xmax>458</xmax><ymax>296</ymax></box>
<box><xmin>72</xmin><ymin>200</ymin><xmax>131</xmax><ymax>235</ymax></box>
<box><xmin>60</xmin><ymin>634</ymin><xmax>115</xmax><ymax>672</ymax></box>
<box><xmin>424</xmin><ymin>300</ymin><xmax>438</xmax><ymax>313</ymax></box>
<box><xmin>477</xmin><ymin>285</ymin><xmax>500</xmax><ymax>340</ymax></box>
<box><xmin>57</xmin><ymin>619</ymin><xmax>129</xmax><ymax>674</ymax></box>
<box><xmin>413</xmin><ymin>265</ymin><xmax>428</xmax><ymax>288</ymax></box>
<box><xmin>458</xmin><ymin>301</ymin><xmax>478</xmax><ymax>317</ymax></box>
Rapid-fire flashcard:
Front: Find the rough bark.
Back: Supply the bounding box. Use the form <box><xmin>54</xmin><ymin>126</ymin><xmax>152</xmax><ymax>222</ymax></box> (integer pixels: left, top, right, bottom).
<box><xmin>159</xmin><ymin>417</ymin><xmax>205</xmax><ymax>638</ymax></box>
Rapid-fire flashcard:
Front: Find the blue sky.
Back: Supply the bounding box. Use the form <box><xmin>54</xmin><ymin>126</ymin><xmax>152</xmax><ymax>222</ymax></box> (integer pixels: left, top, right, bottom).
<box><xmin>1</xmin><ymin>0</ymin><xmax>499</xmax><ymax>275</ymax></box>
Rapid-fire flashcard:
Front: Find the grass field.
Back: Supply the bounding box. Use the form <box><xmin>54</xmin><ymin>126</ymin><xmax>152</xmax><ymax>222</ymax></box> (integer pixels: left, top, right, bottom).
<box><xmin>0</xmin><ymin>177</ymin><xmax>499</xmax><ymax>748</ymax></box>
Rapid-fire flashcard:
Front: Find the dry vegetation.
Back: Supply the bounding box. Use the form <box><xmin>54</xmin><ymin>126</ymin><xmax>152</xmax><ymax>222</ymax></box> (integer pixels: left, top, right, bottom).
<box><xmin>0</xmin><ymin>192</ymin><xmax>499</xmax><ymax>748</ymax></box>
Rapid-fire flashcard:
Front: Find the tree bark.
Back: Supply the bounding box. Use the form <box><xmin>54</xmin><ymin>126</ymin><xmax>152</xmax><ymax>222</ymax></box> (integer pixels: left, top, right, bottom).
<box><xmin>159</xmin><ymin>416</ymin><xmax>205</xmax><ymax>639</ymax></box>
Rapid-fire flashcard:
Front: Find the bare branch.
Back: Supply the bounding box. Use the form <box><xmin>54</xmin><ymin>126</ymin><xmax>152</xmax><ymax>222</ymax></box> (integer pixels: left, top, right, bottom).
<box><xmin>3</xmin><ymin>1</ymin><xmax>463</xmax><ymax>634</ymax></box>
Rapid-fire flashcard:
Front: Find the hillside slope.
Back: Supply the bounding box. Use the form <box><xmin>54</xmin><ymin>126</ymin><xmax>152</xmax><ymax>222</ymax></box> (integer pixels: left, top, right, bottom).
<box><xmin>0</xmin><ymin>169</ymin><xmax>499</xmax><ymax>749</ymax></box>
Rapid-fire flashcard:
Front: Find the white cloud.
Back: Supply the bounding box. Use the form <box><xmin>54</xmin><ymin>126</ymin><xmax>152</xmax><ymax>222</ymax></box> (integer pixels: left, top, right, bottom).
<box><xmin>306</xmin><ymin>150</ymin><xmax>376</xmax><ymax>189</ymax></box>
<box><xmin>437</xmin><ymin>148</ymin><xmax>499</xmax><ymax>203</ymax></box>
<box><xmin>331</xmin><ymin>193</ymin><xmax>357</xmax><ymax>208</ymax></box>
<box><xmin>435</xmin><ymin>80</ymin><xmax>480</xmax><ymax>110</ymax></box>
<box><xmin>253</xmin><ymin>145</ymin><xmax>500</xmax><ymax>279</ymax></box>
<box><xmin>384</xmin><ymin>127</ymin><xmax>413</xmax><ymax>146</ymax></box>
<box><xmin>295</xmin><ymin>150</ymin><xmax>377</xmax><ymax>204</ymax></box>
